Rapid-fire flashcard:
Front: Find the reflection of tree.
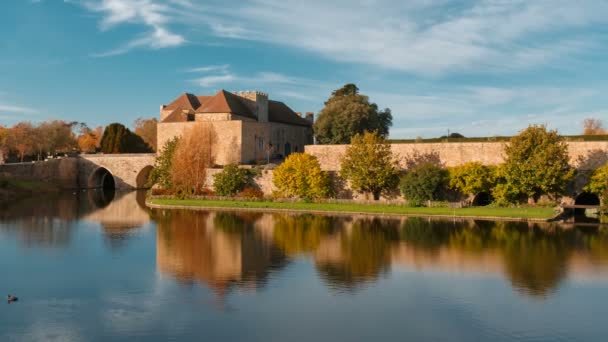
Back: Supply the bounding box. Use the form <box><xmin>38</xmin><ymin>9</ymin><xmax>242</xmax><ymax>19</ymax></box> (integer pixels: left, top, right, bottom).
<box><xmin>156</xmin><ymin>210</ymin><xmax>287</xmax><ymax>297</ymax></box>
<box><xmin>272</xmin><ymin>214</ymin><xmax>338</xmax><ymax>255</ymax></box>
<box><xmin>316</xmin><ymin>218</ymin><xmax>400</xmax><ymax>291</ymax></box>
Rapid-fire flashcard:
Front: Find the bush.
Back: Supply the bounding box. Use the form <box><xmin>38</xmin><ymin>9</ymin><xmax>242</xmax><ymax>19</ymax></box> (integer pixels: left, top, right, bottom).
<box><xmin>237</xmin><ymin>187</ymin><xmax>264</xmax><ymax>199</ymax></box>
<box><xmin>585</xmin><ymin>163</ymin><xmax>608</xmax><ymax>211</ymax></box>
<box><xmin>213</xmin><ymin>164</ymin><xmax>257</xmax><ymax>197</ymax></box>
<box><xmin>400</xmin><ymin>163</ymin><xmax>448</xmax><ymax>206</ymax></box>
<box><xmin>273</xmin><ymin>153</ymin><xmax>331</xmax><ymax>200</ymax></box>
<box><xmin>171</xmin><ymin>125</ymin><xmax>217</xmax><ymax>196</ymax></box>
<box><xmin>147</xmin><ymin>137</ymin><xmax>179</xmax><ymax>189</ymax></box>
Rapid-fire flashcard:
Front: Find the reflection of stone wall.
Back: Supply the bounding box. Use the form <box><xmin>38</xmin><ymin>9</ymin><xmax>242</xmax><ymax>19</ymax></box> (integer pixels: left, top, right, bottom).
<box><xmin>305</xmin><ymin>141</ymin><xmax>608</xmax><ymax>171</ymax></box>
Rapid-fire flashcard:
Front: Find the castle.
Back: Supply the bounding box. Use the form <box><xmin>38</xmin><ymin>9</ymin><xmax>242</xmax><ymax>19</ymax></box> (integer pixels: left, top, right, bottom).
<box><xmin>157</xmin><ymin>90</ymin><xmax>314</xmax><ymax>165</ymax></box>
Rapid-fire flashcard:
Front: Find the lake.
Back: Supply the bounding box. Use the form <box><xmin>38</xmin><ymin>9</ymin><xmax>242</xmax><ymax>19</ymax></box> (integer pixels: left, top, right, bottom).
<box><xmin>1</xmin><ymin>190</ymin><xmax>608</xmax><ymax>341</ymax></box>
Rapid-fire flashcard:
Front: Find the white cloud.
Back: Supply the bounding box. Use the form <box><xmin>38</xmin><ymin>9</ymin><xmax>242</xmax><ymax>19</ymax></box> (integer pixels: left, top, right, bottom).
<box><xmin>0</xmin><ymin>104</ymin><xmax>38</xmax><ymax>115</ymax></box>
<box><xmin>80</xmin><ymin>0</ymin><xmax>186</xmax><ymax>56</ymax></box>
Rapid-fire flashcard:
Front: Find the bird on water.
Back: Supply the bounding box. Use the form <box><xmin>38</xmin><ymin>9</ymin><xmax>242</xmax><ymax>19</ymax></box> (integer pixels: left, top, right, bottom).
<box><xmin>7</xmin><ymin>295</ymin><xmax>18</xmax><ymax>303</ymax></box>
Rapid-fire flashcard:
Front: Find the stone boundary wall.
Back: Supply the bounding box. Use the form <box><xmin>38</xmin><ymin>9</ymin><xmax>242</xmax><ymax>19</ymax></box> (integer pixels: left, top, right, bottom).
<box><xmin>0</xmin><ymin>158</ymin><xmax>79</xmax><ymax>188</ymax></box>
<box><xmin>305</xmin><ymin>141</ymin><xmax>608</xmax><ymax>171</ymax></box>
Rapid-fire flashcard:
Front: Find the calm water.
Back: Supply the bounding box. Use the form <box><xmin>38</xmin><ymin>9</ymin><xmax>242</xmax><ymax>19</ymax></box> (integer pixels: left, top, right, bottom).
<box><xmin>1</xmin><ymin>191</ymin><xmax>608</xmax><ymax>341</ymax></box>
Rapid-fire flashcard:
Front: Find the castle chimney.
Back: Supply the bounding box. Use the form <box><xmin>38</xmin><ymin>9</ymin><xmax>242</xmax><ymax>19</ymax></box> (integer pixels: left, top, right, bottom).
<box><xmin>305</xmin><ymin>112</ymin><xmax>314</xmax><ymax>122</ymax></box>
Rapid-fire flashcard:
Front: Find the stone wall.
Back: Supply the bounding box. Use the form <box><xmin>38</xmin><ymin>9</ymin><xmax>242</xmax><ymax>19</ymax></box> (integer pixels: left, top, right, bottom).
<box><xmin>0</xmin><ymin>158</ymin><xmax>79</xmax><ymax>188</ymax></box>
<box><xmin>306</xmin><ymin>141</ymin><xmax>608</xmax><ymax>171</ymax></box>
<box><xmin>157</xmin><ymin>121</ymin><xmax>242</xmax><ymax>165</ymax></box>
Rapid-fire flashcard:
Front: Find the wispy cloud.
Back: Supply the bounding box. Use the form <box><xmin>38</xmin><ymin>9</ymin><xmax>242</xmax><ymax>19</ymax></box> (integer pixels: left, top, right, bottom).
<box><xmin>80</xmin><ymin>0</ymin><xmax>186</xmax><ymax>57</ymax></box>
<box><xmin>0</xmin><ymin>104</ymin><xmax>38</xmax><ymax>115</ymax></box>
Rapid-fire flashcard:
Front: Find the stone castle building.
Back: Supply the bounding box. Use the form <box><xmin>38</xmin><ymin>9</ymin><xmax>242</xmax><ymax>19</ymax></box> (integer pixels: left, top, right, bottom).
<box><xmin>157</xmin><ymin>90</ymin><xmax>314</xmax><ymax>165</ymax></box>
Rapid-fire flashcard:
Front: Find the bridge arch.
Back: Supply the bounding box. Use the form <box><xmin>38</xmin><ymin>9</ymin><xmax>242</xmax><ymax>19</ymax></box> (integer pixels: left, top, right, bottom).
<box><xmin>88</xmin><ymin>167</ymin><xmax>116</xmax><ymax>189</ymax></box>
<box><xmin>135</xmin><ymin>165</ymin><xmax>154</xmax><ymax>189</ymax></box>
<box><xmin>472</xmin><ymin>192</ymin><xmax>492</xmax><ymax>206</ymax></box>
<box><xmin>574</xmin><ymin>192</ymin><xmax>600</xmax><ymax>215</ymax></box>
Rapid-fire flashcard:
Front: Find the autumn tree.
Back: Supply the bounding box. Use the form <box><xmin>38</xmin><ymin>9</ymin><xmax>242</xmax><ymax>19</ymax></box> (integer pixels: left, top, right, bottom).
<box><xmin>7</xmin><ymin>122</ymin><xmax>35</xmax><ymax>162</ymax></box>
<box><xmin>314</xmin><ymin>84</ymin><xmax>392</xmax><ymax>144</ymax></box>
<box><xmin>273</xmin><ymin>153</ymin><xmax>331</xmax><ymax>200</ymax></box>
<box><xmin>37</xmin><ymin>120</ymin><xmax>78</xmax><ymax>156</ymax></box>
<box><xmin>499</xmin><ymin>125</ymin><xmax>574</xmax><ymax>203</ymax></box>
<box><xmin>340</xmin><ymin>131</ymin><xmax>400</xmax><ymax>200</ymax></box>
<box><xmin>170</xmin><ymin>125</ymin><xmax>217</xmax><ymax>195</ymax></box>
<box><xmin>77</xmin><ymin>125</ymin><xmax>103</xmax><ymax>153</ymax></box>
<box><xmin>134</xmin><ymin>117</ymin><xmax>158</xmax><ymax>151</ymax></box>
<box><xmin>582</xmin><ymin>118</ymin><xmax>606</xmax><ymax>135</ymax></box>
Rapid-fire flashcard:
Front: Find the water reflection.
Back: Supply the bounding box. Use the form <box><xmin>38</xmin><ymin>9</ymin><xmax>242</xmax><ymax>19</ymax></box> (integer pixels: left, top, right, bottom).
<box><xmin>0</xmin><ymin>189</ymin><xmax>150</xmax><ymax>248</ymax></box>
<box><xmin>153</xmin><ymin>210</ymin><xmax>608</xmax><ymax>298</ymax></box>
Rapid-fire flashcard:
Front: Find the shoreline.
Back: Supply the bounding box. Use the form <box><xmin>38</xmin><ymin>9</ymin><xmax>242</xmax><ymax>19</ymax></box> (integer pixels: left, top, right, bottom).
<box><xmin>146</xmin><ymin>198</ymin><xmax>558</xmax><ymax>222</ymax></box>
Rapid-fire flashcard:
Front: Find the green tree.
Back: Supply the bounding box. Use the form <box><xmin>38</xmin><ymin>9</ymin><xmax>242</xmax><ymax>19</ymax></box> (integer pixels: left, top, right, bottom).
<box><xmin>273</xmin><ymin>153</ymin><xmax>331</xmax><ymax>200</ymax></box>
<box><xmin>399</xmin><ymin>162</ymin><xmax>448</xmax><ymax>206</ymax></box>
<box><xmin>584</xmin><ymin>163</ymin><xmax>608</xmax><ymax>212</ymax></box>
<box><xmin>340</xmin><ymin>131</ymin><xmax>400</xmax><ymax>200</ymax></box>
<box><xmin>448</xmin><ymin>162</ymin><xmax>494</xmax><ymax>196</ymax></box>
<box><xmin>500</xmin><ymin>125</ymin><xmax>574</xmax><ymax>203</ymax></box>
<box><xmin>213</xmin><ymin>164</ymin><xmax>256</xmax><ymax>197</ymax></box>
<box><xmin>314</xmin><ymin>84</ymin><xmax>392</xmax><ymax>144</ymax></box>
<box><xmin>100</xmin><ymin>123</ymin><xmax>152</xmax><ymax>153</ymax></box>
<box><xmin>147</xmin><ymin>137</ymin><xmax>179</xmax><ymax>189</ymax></box>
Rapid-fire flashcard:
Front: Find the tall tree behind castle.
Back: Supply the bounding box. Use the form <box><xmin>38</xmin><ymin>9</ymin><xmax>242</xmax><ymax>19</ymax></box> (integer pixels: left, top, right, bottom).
<box><xmin>100</xmin><ymin>123</ymin><xmax>152</xmax><ymax>154</ymax></box>
<box><xmin>314</xmin><ymin>84</ymin><xmax>392</xmax><ymax>144</ymax></box>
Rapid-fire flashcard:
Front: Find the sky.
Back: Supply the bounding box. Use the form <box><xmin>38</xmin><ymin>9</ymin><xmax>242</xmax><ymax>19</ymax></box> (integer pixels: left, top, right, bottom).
<box><xmin>1</xmin><ymin>0</ymin><xmax>607</xmax><ymax>138</ymax></box>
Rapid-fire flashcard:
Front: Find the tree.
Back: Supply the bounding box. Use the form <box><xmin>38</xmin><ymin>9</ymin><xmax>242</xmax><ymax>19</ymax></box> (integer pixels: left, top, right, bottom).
<box><xmin>213</xmin><ymin>164</ymin><xmax>256</xmax><ymax>197</ymax></box>
<box><xmin>340</xmin><ymin>131</ymin><xmax>400</xmax><ymax>200</ymax></box>
<box><xmin>134</xmin><ymin>117</ymin><xmax>158</xmax><ymax>151</ymax></box>
<box><xmin>77</xmin><ymin>125</ymin><xmax>103</xmax><ymax>153</ymax></box>
<box><xmin>314</xmin><ymin>83</ymin><xmax>392</xmax><ymax>144</ymax></box>
<box><xmin>448</xmin><ymin>162</ymin><xmax>494</xmax><ymax>196</ymax></box>
<box><xmin>273</xmin><ymin>153</ymin><xmax>331</xmax><ymax>200</ymax></box>
<box><xmin>400</xmin><ymin>163</ymin><xmax>448</xmax><ymax>206</ymax></box>
<box><xmin>501</xmin><ymin>125</ymin><xmax>574</xmax><ymax>203</ymax></box>
<box><xmin>170</xmin><ymin>125</ymin><xmax>217</xmax><ymax>195</ymax></box>
<box><xmin>584</xmin><ymin>163</ymin><xmax>608</xmax><ymax>211</ymax></box>
<box><xmin>147</xmin><ymin>137</ymin><xmax>179</xmax><ymax>189</ymax></box>
<box><xmin>100</xmin><ymin>123</ymin><xmax>152</xmax><ymax>153</ymax></box>
<box><xmin>7</xmin><ymin>122</ymin><xmax>35</xmax><ymax>162</ymax></box>
<box><xmin>583</xmin><ymin>118</ymin><xmax>606</xmax><ymax>135</ymax></box>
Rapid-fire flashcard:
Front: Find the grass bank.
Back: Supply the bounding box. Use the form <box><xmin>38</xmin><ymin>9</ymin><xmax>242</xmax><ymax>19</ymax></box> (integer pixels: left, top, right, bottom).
<box><xmin>147</xmin><ymin>198</ymin><xmax>557</xmax><ymax>221</ymax></box>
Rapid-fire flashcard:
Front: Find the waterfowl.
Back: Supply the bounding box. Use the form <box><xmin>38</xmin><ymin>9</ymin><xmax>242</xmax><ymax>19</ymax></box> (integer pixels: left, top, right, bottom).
<box><xmin>7</xmin><ymin>295</ymin><xmax>18</xmax><ymax>303</ymax></box>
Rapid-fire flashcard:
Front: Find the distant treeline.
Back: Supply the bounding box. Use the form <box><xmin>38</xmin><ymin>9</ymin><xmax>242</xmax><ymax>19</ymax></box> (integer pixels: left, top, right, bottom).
<box><xmin>0</xmin><ymin>118</ymin><xmax>157</xmax><ymax>163</ymax></box>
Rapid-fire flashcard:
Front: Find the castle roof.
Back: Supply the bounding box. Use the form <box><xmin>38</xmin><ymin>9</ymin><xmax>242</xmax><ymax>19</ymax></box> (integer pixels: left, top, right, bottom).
<box><xmin>196</xmin><ymin>90</ymin><xmax>257</xmax><ymax>120</ymax></box>
<box><xmin>162</xmin><ymin>90</ymin><xmax>312</xmax><ymax>127</ymax></box>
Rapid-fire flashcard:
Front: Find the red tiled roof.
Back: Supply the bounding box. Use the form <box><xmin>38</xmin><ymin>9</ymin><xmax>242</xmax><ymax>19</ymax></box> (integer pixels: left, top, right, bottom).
<box><xmin>269</xmin><ymin>100</ymin><xmax>312</xmax><ymax>127</ymax></box>
<box><xmin>164</xmin><ymin>93</ymin><xmax>200</xmax><ymax>111</ymax></box>
<box><xmin>196</xmin><ymin>90</ymin><xmax>256</xmax><ymax>119</ymax></box>
<box><xmin>161</xmin><ymin>90</ymin><xmax>311</xmax><ymax>127</ymax></box>
<box><xmin>162</xmin><ymin>109</ymin><xmax>188</xmax><ymax>122</ymax></box>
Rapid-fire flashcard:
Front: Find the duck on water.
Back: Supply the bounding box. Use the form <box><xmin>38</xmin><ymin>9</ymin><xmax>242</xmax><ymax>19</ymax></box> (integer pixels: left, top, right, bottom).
<box><xmin>7</xmin><ymin>295</ymin><xmax>18</xmax><ymax>303</ymax></box>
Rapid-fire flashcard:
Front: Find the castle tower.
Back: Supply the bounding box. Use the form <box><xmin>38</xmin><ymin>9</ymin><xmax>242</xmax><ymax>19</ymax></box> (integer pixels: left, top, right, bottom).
<box><xmin>236</xmin><ymin>90</ymin><xmax>268</xmax><ymax>123</ymax></box>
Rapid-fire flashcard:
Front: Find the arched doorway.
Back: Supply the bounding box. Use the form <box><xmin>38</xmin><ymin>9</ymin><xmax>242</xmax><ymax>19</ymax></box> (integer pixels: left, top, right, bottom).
<box><xmin>89</xmin><ymin>167</ymin><xmax>116</xmax><ymax>189</ymax></box>
<box><xmin>135</xmin><ymin>165</ymin><xmax>154</xmax><ymax>189</ymax></box>
<box><xmin>574</xmin><ymin>192</ymin><xmax>600</xmax><ymax>216</ymax></box>
<box><xmin>472</xmin><ymin>192</ymin><xmax>492</xmax><ymax>206</ymax></box>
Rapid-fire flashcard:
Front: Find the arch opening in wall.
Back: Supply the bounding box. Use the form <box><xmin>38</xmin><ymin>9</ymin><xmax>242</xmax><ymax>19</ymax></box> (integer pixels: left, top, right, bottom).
<box><xmin>574</xmin><ymin>192</ymin><xmax>600</xmax><ymax>216</ymax></box>
<box><xmin>472</xmin><ymin>192</ymin><xmax>492</xmax><ymax>206</ymax></box>
<box><xmin>135</xmin><ymin>165</ymin><xmax>154</xmax><ymax>189</ymax></box>
<box><xmin>89</xmin><ymin>167</ymin><xmax>116</xmax><ymax>190</ymax></box>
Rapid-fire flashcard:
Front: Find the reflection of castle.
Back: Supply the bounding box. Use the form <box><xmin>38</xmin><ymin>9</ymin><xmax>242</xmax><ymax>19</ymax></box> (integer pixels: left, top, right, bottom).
<box><xmin>157</xmin><ymin>90</ymin><xmax>314</xmax><ymax>165</ymax></box>
<box><xmin>155</xmin><ymin>211</ymin><xmax>287</xmax><ymax>296</ymax></box>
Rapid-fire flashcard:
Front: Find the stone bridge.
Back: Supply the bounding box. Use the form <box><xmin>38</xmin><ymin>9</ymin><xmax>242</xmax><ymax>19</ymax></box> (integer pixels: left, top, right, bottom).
<box><xmin>78</xmin><ymin>154</ymin><xmax>156</xmax><ymax>190</ymax></box>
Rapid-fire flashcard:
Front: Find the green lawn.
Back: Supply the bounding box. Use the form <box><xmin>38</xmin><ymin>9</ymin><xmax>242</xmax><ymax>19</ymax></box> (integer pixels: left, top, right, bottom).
<box><xmin>148</xmin><ymin>198</ymin><xmax>557</xmax><ymax>220</ymax></box>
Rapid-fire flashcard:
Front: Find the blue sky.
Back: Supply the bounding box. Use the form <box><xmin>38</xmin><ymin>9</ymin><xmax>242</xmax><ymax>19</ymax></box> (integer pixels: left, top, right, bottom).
<box><xmin>1</xmin><ymin>0</ymin><xmax>607</xmax><ymax>138</ymax></box>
